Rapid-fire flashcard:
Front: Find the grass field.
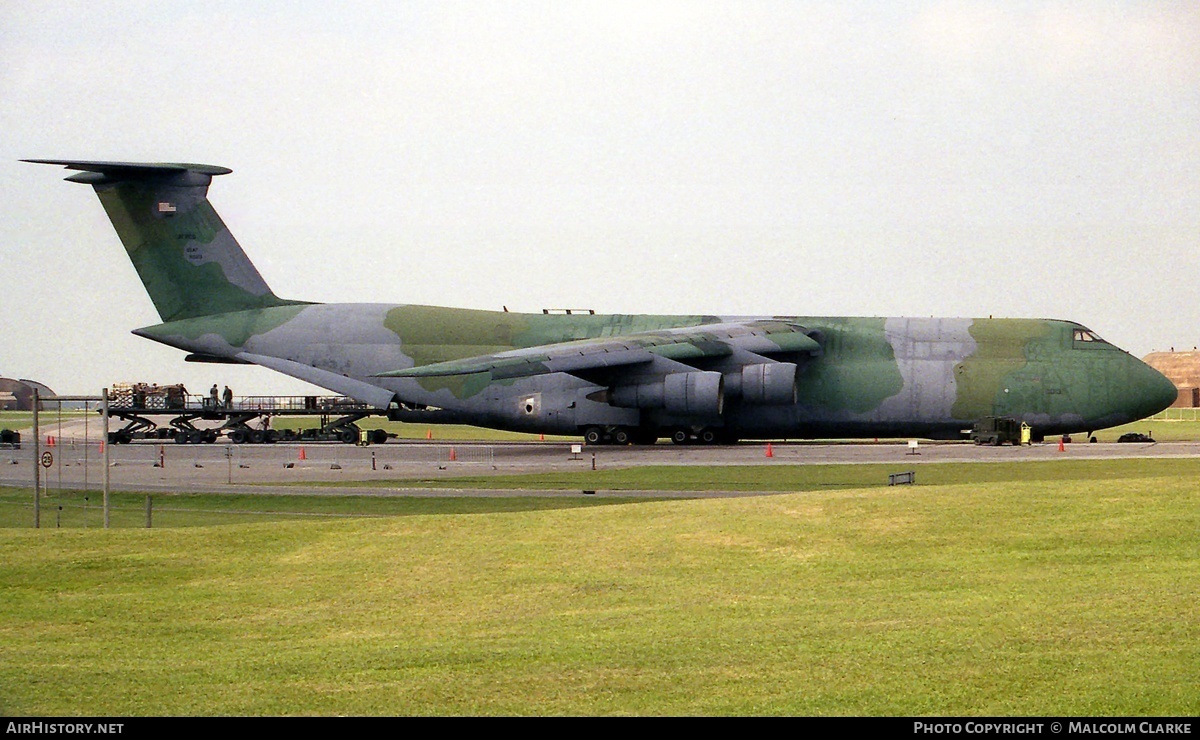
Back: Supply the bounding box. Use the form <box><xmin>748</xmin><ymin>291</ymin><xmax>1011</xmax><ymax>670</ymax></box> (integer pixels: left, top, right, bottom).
<box><xmin>0</xmin><ymin>488</ymin><xmax>640</xmax><ymax>529</ymax></box>
<box><xmin>1096</xmin><ymin>417</ymin><xmax>1200</xmax><ymax>442</ymax></box>
<box><xmin>1</xmin><ymin>459</ymin><xmax>1198</xmax><ymax>715</ymax></box>
<box><xmin>0</xmin><ymin>411</ymin><xmax>36</xmax><ymax>431</ymax></box>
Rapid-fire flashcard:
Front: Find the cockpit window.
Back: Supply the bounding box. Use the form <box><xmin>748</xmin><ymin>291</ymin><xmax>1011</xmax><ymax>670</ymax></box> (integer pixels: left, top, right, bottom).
<box><xmin>1073</xmin><ymin>328</ymin><xmax>1108</xmax><ymax>345</ymax></box>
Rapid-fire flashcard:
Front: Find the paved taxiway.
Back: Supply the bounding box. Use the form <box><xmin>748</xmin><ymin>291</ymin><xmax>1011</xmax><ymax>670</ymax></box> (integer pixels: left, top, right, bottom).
<box><xmin>1</xmin><ymin>438</ymin><xmax>1195</xmax><ymax>498</ymax></box>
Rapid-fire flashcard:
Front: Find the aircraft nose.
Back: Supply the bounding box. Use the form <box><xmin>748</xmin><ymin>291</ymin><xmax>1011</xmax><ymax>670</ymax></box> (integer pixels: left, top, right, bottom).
<box><xmin>1125</xmin><ymin>357</ymin><xmax>1177</xmax><ymax>421</ymax></box>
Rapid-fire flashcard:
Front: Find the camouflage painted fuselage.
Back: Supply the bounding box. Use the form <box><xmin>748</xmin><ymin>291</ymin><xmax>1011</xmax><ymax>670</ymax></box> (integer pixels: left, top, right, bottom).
<box><xmin>135</xmin><ymin>305</ymin><xmax>1175</xmax><ymax>440</ymax></box>
<box><xmin>29</xmin><ymin>159</ymin><xmax>1177</xmax><ymax>442</ymax></box>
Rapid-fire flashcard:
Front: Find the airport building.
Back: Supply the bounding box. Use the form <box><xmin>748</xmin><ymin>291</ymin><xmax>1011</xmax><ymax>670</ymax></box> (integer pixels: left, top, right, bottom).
<box><xmin>1142</xmin><ymin>352</ymin><xmax>1199</xmax><ymax>408</ymax></box>
<box><xmin>0</xmin><ymin>377</ymin><xmax>56</xmax><ymax>411</ymax></box>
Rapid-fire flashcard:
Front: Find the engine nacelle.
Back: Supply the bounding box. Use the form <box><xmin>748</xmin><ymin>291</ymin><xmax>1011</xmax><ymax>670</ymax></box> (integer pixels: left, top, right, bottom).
<box><xmin>609</xmin><ymin>371</ymin><xmax>725</xmax><ymax>416</ymax></box>
<box><xmin>731</xmin><ymin>362</ymin><xmax>798</xmax><ymax>405</ymax></box>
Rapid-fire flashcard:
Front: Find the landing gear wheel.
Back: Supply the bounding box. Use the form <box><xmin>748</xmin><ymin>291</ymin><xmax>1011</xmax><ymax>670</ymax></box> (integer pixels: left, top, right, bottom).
<box><xmin>613</xmin><ymin>428</ymin><xmax>632</xmax><ymax>445</ymax></box>
<box><xmin>670</xmin><ymin>429</ymin><xmax>690</xmax><ymax>445</ymax></box>
<box><xmin>698</xmin><ymin>428</ymin><xmax>719</xmax><ymax>445</ymax></box>
<box><xmin>583</xmin><ymin>426</ymin><xmax>604</xmax><ymax>446</ymax></box>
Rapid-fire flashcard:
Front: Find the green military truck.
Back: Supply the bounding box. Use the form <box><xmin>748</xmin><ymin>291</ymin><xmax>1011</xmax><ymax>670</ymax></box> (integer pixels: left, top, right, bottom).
<box><xmin>970</xmin><ymin>416</ymin><xmax>1030</xmax><ymax>446</ymax></box>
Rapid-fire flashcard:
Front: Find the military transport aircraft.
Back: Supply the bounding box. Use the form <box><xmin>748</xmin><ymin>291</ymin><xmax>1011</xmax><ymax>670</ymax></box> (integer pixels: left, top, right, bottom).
<box><xmin>27</xmin><ymin>159</ymin><xmax>1177</xmax><ymax>444</ymax></box>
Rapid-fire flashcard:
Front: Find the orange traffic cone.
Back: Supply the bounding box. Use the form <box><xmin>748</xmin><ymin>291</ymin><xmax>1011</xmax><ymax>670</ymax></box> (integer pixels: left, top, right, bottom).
<box><xmin>765</xmin><ymin>443</ymin><xmax>774</xmax><ymax>458</ymax></box>
<box><xmin>426</xmin><ymin>429</ymin><xmax>432</xmax><ymax>440</ymax></box>
<box><xmin>299</xmin><ymin>447</ymin><xmax>307</xmax><ymax>461</ymax></box>
<box><xmin>449</xmin><ymin>447</ymin><xmax>457</xmax><ymax>462</ymax></box>
<box><xmin>46</xmin><ymin>435</ymin><xmax>56</xmax><ymax>447</ymax></box>
<box><xmin>539</xmin><ymin>433</ymin><xmax>545</xmax><ymax>441</ymax></box>
<box><xmin>1058</xmin><ymin>438</ymin><xmax>1065</xmax><ymax>452</ymax></box>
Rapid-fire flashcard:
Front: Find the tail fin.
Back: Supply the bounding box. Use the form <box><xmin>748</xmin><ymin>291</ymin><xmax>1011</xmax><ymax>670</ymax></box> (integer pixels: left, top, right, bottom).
<box><xmin>25</xmin><ymin>159</ymin><xmax>304</xmax><ymax>322</ymax></box>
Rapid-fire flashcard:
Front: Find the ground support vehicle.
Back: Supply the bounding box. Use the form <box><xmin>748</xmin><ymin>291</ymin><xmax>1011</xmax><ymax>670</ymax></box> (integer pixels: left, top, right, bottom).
<box><xmin>105</xmin><ymin>390</ymin><xmax>391</xmax><ymax>445</ymax></box>
<box><xmin>969</xmin><ymin>416</ymin><xmax>1030</xmax><ymax>446</ymax></box>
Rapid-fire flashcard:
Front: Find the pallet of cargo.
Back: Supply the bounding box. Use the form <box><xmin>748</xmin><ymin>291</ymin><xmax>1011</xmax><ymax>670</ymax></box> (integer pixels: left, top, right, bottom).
<box><xmin>104</xmin><ymin>390</ymin><xmax>393</xmax><ymax>445</ymax></box>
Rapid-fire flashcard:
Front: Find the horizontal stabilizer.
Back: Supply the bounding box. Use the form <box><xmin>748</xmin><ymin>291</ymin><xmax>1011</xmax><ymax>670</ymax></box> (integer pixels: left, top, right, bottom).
<box><xmin>23</xmin><ymin>159</ymin><xmax>232</xmax><ymax>183</ymax></box>
<box><xmin>184</xmin><ymin>353</ymin><xmax>251</xmax><ymax>365</ymax></box>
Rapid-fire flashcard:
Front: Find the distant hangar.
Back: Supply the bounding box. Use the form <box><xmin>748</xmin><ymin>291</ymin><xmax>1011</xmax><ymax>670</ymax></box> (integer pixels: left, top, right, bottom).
<box><xmin>1142</xmin><ymin>352</ymin><xmax>1197</xmax><ymax>408</ymax></box>
<box><xmin>0</xmin><ymin>377</ymin><xmax>56</xmax><ymax>411</ymax></box>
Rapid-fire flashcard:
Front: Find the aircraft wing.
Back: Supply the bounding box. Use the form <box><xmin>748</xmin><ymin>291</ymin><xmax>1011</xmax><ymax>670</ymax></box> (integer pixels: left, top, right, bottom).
<box><xmin>376</xmin><ymin>319</ymin><xmax>820</xmax><ymax>382</ymax></box>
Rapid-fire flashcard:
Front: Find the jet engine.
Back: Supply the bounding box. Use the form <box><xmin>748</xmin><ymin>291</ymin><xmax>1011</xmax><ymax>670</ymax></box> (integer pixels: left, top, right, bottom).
<box><xmin>609</xmin><ymin>371</ymin><xmax>724</xmax><ymax>416</ymax></box>
<box><xmin>726</xmin><ymin>362</ymin><xmax>798</xmax><ymax>404</ymax></box>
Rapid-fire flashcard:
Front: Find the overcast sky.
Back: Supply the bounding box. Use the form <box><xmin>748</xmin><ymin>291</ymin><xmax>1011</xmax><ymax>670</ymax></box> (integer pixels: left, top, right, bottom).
<box><xmin>2</xmin><ymin>1</ymin><xmax>1197</xmax><ymax>397</ymax></box>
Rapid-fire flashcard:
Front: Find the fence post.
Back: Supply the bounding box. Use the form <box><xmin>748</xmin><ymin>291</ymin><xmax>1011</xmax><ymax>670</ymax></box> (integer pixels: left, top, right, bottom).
<box><xmin>32</xmin><ymin>388</ymin><xmax>40</xmax><ymax>528</ymax></box>
<box><xmin>102</xmin><ymin>388</ymin><xmax>110</xmax><ymax>529</ymax></box>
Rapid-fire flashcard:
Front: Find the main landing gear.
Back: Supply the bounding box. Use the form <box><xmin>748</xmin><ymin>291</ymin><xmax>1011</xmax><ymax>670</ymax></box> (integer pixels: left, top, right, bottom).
<box><xmin>580</xmin><ymin>426</ymin><xmax>657</xmax><ymax>443</ymax></box>
<box><xmin>582</xmin><ymin>425</ymin><xmax>658</xmax><ymax>446</ymax></box>
<box><xmin>581</xmin><ymin>425</ymin><xmax>737</xmax><ymax>446</ymax></box>
<box><xmin>667</xmin><ymin>427</ymin><xmax>737</xmax><ymax>445</ymax></box>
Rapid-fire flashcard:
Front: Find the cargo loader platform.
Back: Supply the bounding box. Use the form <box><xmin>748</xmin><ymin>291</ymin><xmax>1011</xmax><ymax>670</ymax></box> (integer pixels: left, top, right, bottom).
<box><xmin>105</xmin><ymin>384</ymin><xmax>392</xmax><ymax>445</ymax></box>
